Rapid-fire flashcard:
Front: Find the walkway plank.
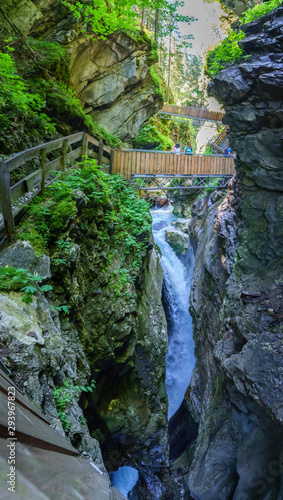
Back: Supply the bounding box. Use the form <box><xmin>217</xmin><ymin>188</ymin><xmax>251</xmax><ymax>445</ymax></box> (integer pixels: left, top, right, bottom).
<box><xmin>159</xmin><ymin>104</ymin><xmax>224</xmax><ymax>123</ymax></box>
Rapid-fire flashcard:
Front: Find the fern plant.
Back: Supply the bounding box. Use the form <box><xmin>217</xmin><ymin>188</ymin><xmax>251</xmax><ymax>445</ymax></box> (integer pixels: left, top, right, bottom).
<box><xmin>0</xmin><ymin>266</ymin><xmax>53</xmax><ymax>303</ymax></box>
<box><xmin>53</xmin><ymin>378</ymin><xmax>96</xmax><ymax>430</ymax></box>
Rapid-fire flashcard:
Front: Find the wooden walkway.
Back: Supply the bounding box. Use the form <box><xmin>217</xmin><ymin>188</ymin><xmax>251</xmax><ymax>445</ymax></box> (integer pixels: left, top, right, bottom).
<box><xmin>0</xmin><ymin>368</ymin><xmax>126</xmax><ymax>499</ymax></box>
<box><xmin>0</xmin><ymin>132</ymin><xmax>113</xmax><ymax>239</ymax></box>
<box><xmin>113</xmin><ymin>150</ymin><xmax>235</xmax><ymax>180</ymax></box>
<box><xmin>158</xmin><ymin>104</ymin><xmax>225</xmax><ymax>123</ymax></box>
<box><xmin>0</xmin><ymin>134</ymin><xmax>235</xmax><ymax>240</ymax></box>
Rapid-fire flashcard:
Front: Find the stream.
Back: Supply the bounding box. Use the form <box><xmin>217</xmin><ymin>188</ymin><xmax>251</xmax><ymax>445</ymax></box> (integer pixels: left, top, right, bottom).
<box><xmin>151</xmin><ymin>206</ymin><xmax>195</xmax><ymax>419</ymax></box>
<box><xmin>111</xmin><ymin>205</ymin><xmax>196</xmax><ymax>497</ymax></box>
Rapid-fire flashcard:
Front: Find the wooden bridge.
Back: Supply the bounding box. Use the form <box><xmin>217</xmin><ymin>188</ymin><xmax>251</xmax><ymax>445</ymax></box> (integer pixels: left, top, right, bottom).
<box><xmin>158</xmin><ymin>104</ymin><xmax>225</xmax><ymax>123</ymax></box>
<box><xmin>113</xmin><ymin>149</ymin><xmax>235</xmax><ymax>179</ymax></box>
<box><xmin>0</xmin><ymin>133</ymin><xmax>235</xmax><ymax>240</ymax></box>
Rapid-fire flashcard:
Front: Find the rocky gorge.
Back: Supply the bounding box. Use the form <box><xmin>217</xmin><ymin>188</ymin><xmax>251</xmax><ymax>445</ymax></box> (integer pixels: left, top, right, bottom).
<box><xmin>0</xmin><ymin>0</ymin><xmax>162</xmax><ymax>146</ymax></box>
<box><xmin>0</xmin><ymin>1</ymin><xmax>283</xmax><ymax>499</ymax></box>
<box><xmin>0</xmin><ymin>167</ymin><xmax>171</xmax><ymax>497</ymax></box>
<box><xmin>166</xmin><ymin>5</ymin><xmax>283</xmax><ymax>500</ymax></box>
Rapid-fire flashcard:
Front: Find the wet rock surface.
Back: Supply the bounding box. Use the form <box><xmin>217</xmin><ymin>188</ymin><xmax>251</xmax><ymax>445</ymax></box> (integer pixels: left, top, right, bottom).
<box><xmin>165</xmin><ymin>228</ymin><xmax>191</xmax><ymax>255</ymax></box>
<box><xmin>0</xmin><ymin>193</ymin><xmax>169</xmax><ymax>491</ymax></box>
<box><xmin>172</xmin><ymin>8</ymin><xmax>283</xmax><ymax>500</ymax></box>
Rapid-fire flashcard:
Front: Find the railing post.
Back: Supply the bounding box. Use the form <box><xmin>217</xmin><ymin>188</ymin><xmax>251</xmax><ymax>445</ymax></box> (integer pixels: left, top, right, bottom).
<box><xmin>82</xmin><ymin>133</ymin><xmax>88</xmax><ymax>160</ymax></box>
<box><xmin>98</xmin><ymin>142</ymin><xmax>103</xmax><ymax>166</ymax></box>
<box><xmin>0</xmin><ymin>161</ymin><xmax>15</xmax><ymax>238</ymax></box>
<box><xmin>41</xmin><ymin>148</ymin><xmax>46</xmax><ymax>195</ymax></box>
<box><xmin>110</xmin><ymin>149</ymin><xmax>114</xmax><ymax>174</ymax></box>
<box><xmin>61</xmin><ymin>139</ymin><xmax>68</xmax><ymax>173</ymax></box>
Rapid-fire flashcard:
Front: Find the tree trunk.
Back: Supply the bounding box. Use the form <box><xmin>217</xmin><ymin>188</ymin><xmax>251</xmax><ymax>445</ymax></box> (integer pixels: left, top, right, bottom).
<box><xmin>146</xmin><ymin>8</ymin><xmax>150</xmax><ymax>29</ymax></box>
<box><xmin>167</xmin><ymin>30</ymin><xmax>172</xmax><ymax>102</ymax></box>
<box><xmin>154</xmin><ymin>9</ymin><xmax>159</xmax><ymax>42</ymax></box>
<box><xmin>141</xmin><ymin>7</ymin><xmax>145</xmax><ymax>30</ymax></box>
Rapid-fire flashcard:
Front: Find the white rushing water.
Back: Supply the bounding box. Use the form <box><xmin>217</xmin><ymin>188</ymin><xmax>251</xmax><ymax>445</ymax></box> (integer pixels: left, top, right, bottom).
<box><xmin>111</xmin><ymin>206</ymin><xmax>196</xmax><ymax>496</ymax></box>
<box><xmin>110</xmin><ymin>466</ymin><xmax>139</xmax><ymax>498</ymax></box>
<box><xmin>152</xmin><ymin>206</ymin><xmax>196</xmax><ymax>419</ymax></box>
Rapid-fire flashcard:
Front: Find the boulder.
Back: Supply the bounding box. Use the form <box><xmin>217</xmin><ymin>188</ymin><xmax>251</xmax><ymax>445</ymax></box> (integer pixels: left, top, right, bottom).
<box><xmin>171</xmin><ymin>218</ymin><xmax>190</xmax><ymax>233</ymax></box>
<box><xmin>165</xmin><ymin>228</ymin><xmax>191</xmax><ymax>255</ymax></box>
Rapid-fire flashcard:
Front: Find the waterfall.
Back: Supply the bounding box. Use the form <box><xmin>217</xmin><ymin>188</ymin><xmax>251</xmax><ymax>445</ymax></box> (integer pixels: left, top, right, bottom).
<box><xmin>110</xmin><ymin>206</ymin><xmax>195</xmax><ymax>497</ymax></box>
<box><xmin>152</xmin><ymin>206</ymin><xmax>195</xmax><ymax>420</ymax></box>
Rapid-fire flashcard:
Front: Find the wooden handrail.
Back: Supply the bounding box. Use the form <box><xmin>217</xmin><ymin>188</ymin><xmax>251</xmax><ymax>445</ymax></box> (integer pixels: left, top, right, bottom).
<box><xmin>113</xmin><ymin>150</ymin><xmax>235</xmax><ymax>180</ymax></box>
<box><xmin>0</xmin><ymin>132</ymin><xmax>235</xmax><ymax>241</ymax></box>
<box><xmin>0</xmin><ymin>132</ymin><xmax>114</xmax><ymax>240</ymax></box>
<box><xmin>159</xmin><ymin>104</ymin><xmax>225</xmax><ymax>122</ymax></box>
<box><xmin>211</xmin><ymin>125</ymin><xmax>229</xmax><ymax>147</ymax></box>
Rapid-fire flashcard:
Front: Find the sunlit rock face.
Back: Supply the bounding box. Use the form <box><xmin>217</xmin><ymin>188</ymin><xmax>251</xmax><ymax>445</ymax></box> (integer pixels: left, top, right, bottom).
<box><xmin>219</xmin><ymin>0</ymin><xmax>261</xmax><ymax>16</ymax></box>
<box><xmin>0</xmin><ymin>0</ymin><xmax>162</xmax><ymax>143</ymax></box>
<box><xmin>68</xmin><ymin>32</ymin><xmax>162</xmax><ymax>142</ymax></box>
<box><xmin>172</xmin><ymin>7</ymin><xmax>283</xmax><ymax>500</ymax></box>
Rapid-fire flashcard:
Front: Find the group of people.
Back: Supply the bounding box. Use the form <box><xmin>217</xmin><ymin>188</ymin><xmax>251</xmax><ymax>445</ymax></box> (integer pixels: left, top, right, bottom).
<box><xmin>173</xmin><ymin>142</ymin><xmax>236</xmax><ymax>158</ymax></box>
<box><xmin>173</xmin><ymin>142</ymin><xmax>193</xmax><ymax>155</ymax></box>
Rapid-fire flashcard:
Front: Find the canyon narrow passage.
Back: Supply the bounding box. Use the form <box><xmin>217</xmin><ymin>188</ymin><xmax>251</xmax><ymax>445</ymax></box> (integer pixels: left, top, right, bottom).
<box><xmin>152</xmin><ymin>207</ymin><xmax>195</xmax><ymax>420</ymax></box>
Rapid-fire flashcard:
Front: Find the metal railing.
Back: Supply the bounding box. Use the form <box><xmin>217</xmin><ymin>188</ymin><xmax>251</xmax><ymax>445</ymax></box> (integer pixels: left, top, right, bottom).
<box><xmin>113</xmin><ymin>149</ymin><xmax>235</xmax><ymax>180</ymax></box>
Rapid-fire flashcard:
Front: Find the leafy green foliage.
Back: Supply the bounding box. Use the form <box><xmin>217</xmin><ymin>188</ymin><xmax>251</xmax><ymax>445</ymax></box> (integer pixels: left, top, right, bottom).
<box><xmin>62</xmin><ymin>0</ymin><xmax>194</xmax><ymax>40</ymax></box>
<box><xmin>16</xmin><ymin>159</ymin><xmax>151</xmax><ymax>289</ymax></box>
<box><xmin>133</xmin><ymin>119</ymin><xmax>173</xmax><ymax>150</ymax></box>
<box><xmin>241</xmin><ymin>0</ymin><xmax>282</xmax><ymax>23</ymax></box>
<box><xmin>0</xmin><ymin>37</ymin><xmax>120</xmax><ymax>155</ymax></box>
<box><xmin>0</xmin><ymin>266</ymin><xmax>53</xmax><ymax>303</ymax></box>
<box><xmin>52</xmin><ymin>305</ymin><xmax>70</xmax><ymax>314</ymax></box>
<box><xmin>205</xmin><ymin>30</ymin><xmax>245</xmax><ymax>79</ymax></box>
<box><xmin>53</xmin><ymin>378</ymin><xmax>96</xmax><ymax>430</ymax></box>
<box><xmin>0</xmin><ymin>51</ymin><xmax>56</xmax><ymax>134</ymax></box>
<box><xmin>206</xmin><ymin>0</ymin><xmax>283</xmax><ymax>79</ymax></box>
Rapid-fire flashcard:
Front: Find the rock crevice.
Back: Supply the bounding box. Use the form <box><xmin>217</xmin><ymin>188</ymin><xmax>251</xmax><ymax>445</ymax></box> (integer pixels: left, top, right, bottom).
<box><xmin>174</xmin><ymin>8</ymin><xmax>283</xmax><ymax>500</ymax></box>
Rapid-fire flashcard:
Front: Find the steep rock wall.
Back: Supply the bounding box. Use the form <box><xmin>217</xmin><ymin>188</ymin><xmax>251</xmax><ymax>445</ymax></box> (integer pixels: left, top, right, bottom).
<box><xmin>177</xmin><ymin>7</ymin><xmax>283</xmax><ymax>500</ymax></box>
<box><xmin>68</xmin><ymin>33</ymin><xmax>161</xmax><ymax>142</ymax></box>
<box><xmin>0</xmin><ymin>0</ymin><xmax>162</xmax><ymax>143</ymax></box>
<box><xmin>0</xmin><ymin>176</ymin><xmax>169</xmax><ymax>481</ymax></box>
<box><xmin>219</xmin><ymin>0</ymin><xmax>261</xmax><ymax>16</ymax></box>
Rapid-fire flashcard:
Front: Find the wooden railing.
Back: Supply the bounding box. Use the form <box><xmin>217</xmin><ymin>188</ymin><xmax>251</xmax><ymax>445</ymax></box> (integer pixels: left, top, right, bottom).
<box><xmin>159</xmin><ymin>104</ymin><xmax>225</xmax><ymax>122</ymax></box>
<box><xmin>0</xmin><ymin>368</ymin><xmax>125</xmax><ymax>499</ymax></box>
<box><xmin>212</xmin><ymin>125</ymin><xmax>229</xmax><ymax>147</ymax></box>
<box><xmin>0</xmin><ymin>137</ymin><xmax>236</xmax><ymax>240</ymax></box>
<box><xmin>113</xmin><ymin>150</ymin><xmax>235</xmax><ymax>180</ymax></box>
<box><xmin>0</xmin><ymin>132</ymin><xmax>114</xmax><ymax>239</ymax></box>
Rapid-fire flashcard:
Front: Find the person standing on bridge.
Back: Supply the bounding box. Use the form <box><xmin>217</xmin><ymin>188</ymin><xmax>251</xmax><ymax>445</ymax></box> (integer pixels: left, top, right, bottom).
<box><xmin>173</xmin><ymin>143</ymin><xmax>181</xmax><ymax>154</ymax></box>
<box><xmin>184</xmin><ymin>141</ymin><xmax>192</xmax><ymax>155</ymax></box>
<box><xmin>225</xmin><ymin>146</ymin><xmax>236</xmax><ymax>158</ymax></box>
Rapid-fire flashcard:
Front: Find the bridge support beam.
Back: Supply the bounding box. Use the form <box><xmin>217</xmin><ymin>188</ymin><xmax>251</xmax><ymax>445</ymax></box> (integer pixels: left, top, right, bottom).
<box><xmin>131</xmin><ymin>174</ymin><xmax>232</xmax><ymax>191</ymax></box>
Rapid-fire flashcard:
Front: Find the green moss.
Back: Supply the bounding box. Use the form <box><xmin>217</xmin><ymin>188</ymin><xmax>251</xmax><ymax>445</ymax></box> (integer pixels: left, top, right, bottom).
<box><xmin>16</xmin><ymin>226</ymin><xmax>47</xmax><ymax>256</ymax></box>
<box><xmin>25</xmin><ymin>38</ymin><xmax>69</xmax><ymax>83</ymax></box>
<box><xmin>50</xmin><ymin>198</ymin><xmax>77</xmax><ymax>231</ymax></box>
<box><xmin>149</xmin><ymin>64</ymin><xmax>167</xmax><ymax>101</ymax></box>
<box><xmin>133</xmin><ymin>118</ymin><xmax>173</xmax><ymax>151</ymax></box>
<box><xmin>45</xmin><ymin>82</ymin><xmax>121</xmax><ymax>148</ymax></box>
